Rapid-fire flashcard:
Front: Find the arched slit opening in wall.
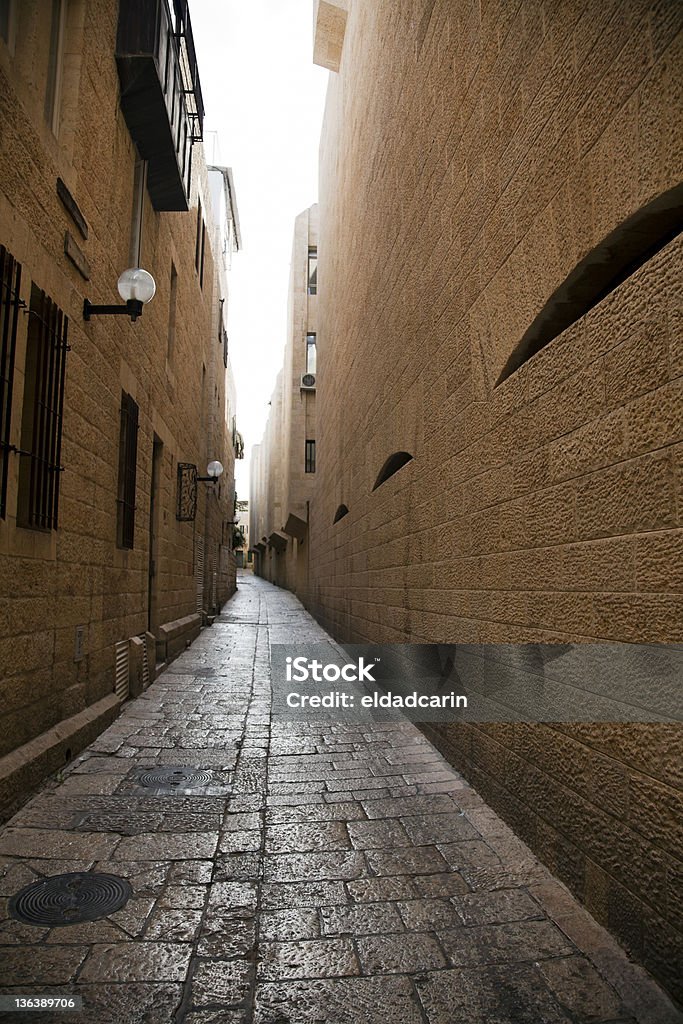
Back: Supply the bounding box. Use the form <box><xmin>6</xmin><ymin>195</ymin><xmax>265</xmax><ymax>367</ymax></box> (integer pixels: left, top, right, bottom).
<box><xmin>497</xmin><ymin>182</ymin><xmax>683</xmax><ymax>384</ymax></box>
<box><xmin>333</xmin><ymin>504</ymin><xmax>349</xmax><ymax>523</ymax></box>
<box><xmin>372</xmin><ymin>452</ymin><xmax>413</xmax><ymax>491</ymax></box>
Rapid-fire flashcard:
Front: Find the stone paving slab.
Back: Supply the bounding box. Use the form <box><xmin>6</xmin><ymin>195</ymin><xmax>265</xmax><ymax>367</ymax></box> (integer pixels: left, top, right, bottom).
<box><xmin>0</xmin><ymin>575</ymin><xmax>679</xmax><ymax>1024</ymax></box>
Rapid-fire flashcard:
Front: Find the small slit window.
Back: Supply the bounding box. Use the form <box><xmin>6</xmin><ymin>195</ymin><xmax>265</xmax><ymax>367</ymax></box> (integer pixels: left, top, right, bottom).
<box><xmin>307</xmin><ymin>247</ymin><xmax>317</xmax><ymax>294</ymax></box>
<box><xmin>117</xmin><ymin>391</ymin><xmax>139</xmax><ymax>549</ymax></box>
<box><xmin>305</xmin><ymin>439</ymin><xmax>316</xmax><ymax>474</ymax></box>
<box><xmin>333</xmin><ymin>504</ymin><xmax>348</xmax><ymax>523</ymax></box>
<box><xmin>372</xmin><ymin>451</ymin><xmax>413</xmax><ymax>491</ymax></box>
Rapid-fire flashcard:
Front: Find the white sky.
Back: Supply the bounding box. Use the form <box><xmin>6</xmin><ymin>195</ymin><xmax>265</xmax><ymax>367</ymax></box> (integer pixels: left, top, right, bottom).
<box><xmin>191</xmin><ymin>0</ymin><xmax>329</xmax><ymax>501</ymax></box>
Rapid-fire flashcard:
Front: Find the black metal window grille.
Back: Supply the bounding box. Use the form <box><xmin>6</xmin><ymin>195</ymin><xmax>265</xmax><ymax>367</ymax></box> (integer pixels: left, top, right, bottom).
<box><xmin>176</xmin><ymin>461</ymin><xmax>197</xmax><ymax>521</ymax></box>
<box><xmin>170</xmin><ymin>0</ymin><xmax>205</xmax><ymax>143</ymax></box>
<box><xmin>307</xmin><ymin>247</ymin><xmax>317</xmax><ymax>294</ymax></box>
<box><xmin>0</xmin><ymin>245</ymin><xmax>23</xmax><ymax>519</ymax></box>
<box><xmin>305</xmin><ymin>439</ymin><xmax>316</xmax><ymax>474</ymax></box>
<box><xmin>17</xmin><ymin>283</ymin><xmax>68</xmax><ymax>530</ymax></box>
<box><xmin>116</xmin><ymin>391</ymin><xmax>139</xmax><ymax>548</ymax></box>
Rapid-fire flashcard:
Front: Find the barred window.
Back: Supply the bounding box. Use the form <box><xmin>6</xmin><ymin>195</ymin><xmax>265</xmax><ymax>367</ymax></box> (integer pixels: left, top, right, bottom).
<box><xmin>0</xmin><ymin>245</ymin><xmax>23</xmax><ymax>519</ymax></box>
<box><xmin>305</xmin><ymin>439</ymin><xmax>316</xmax><ymax>474</ymax></box>
<box><xmin>116</xmin><ymin>391</ymin><xmax>139</xmax><ymax>548</ymax></box>
<box><xmin>17</xmin><ymin>283</ymin><xmax>68</xmax><ymax>530</ymax></box>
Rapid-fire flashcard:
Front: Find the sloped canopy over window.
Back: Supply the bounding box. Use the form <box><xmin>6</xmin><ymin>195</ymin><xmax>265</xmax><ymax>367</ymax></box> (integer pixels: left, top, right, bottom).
<box><xmin>372</xmin><ymin>452</ymin><xmax>413</xmax><ymax>491</ymax></box>
<box><xmin>333</xmin><ymin>504</ymin><xmax>349</xmax><ymax>523</ymax></box>
<box><xmin>497</xmin><ymin>183</ymin><xmax>683</xmax><ymax>383</ymax></box>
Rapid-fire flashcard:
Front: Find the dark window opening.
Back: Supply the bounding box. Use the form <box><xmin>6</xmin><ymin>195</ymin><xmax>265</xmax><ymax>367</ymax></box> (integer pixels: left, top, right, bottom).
<box><xmin>307</xmin><ymin>247</ymin><xmax>317</xmax><ymax>295</ymax></box>
<box><xmin>498</xmin><ymin>183</ymin><xmax>683</xmax><ymax>384</ymax></box>
<box><xmin>333</xmin><ymin>504</ymin><xmax>349</xmax><ymax>523</ymax></box>
<box><xmin>167</xmin><ymin>260</ymin><xmax>177</xmax><ymax>362</ymax></box>
<box><xmin>0</xmin><ymin>244</ymin><xmax>22</xmax><ymax>519</ymax></box>
<box><xmin>117</xmin><ymin>391</ymin><xmax>139</xmax><ymax>548</ymax></box>
<box><xmin>17</xmin><ymin>283</ymin><xmax>68</xmax><ymax>530</ymax></box>
<box><xmin>372</xmin><ymin>451</ymin><xmax>413</xmax><ymax>491</ymax></box>
<box><xmin>305</xmin><ymin>439</ymin><xmax>316</xmax><ymax>474</ymax></box>
<box><xmin>199</xmin><ymin>221</ymin><xmax>206</xmax><ymax>288</ymax></box>
<box><xmin>195</xmin><ymin>197</ymin><xmax>205</xmax><ymax>285</ymax></box>
<box><xmin>0</xmin><ymin>0</ymin><xmax>14</xmax><ymax>45</ymax></box>
<box><xmin>45</xmin><ymin>0</ymin><xmax>67</xmax><ymax>134</ymax></box>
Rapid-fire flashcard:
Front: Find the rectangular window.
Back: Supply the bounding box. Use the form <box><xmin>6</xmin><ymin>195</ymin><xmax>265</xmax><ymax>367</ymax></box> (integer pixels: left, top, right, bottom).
<box><xmin>17</xmin><ymin>283</ymin><xmax>68</xmax><ymax>530</ymax></box>
<box><xmin>306</xmin><ymin>333</ymin><xmax>317</xmax><ymax>374</ymax></box>
<box><xmin>45</xmin><ymin>0</ymin><xmax>67</xmax><ymax>135</ymax></box>
<box><xmin>116</xmin><ymin>391</ymin><xmax>139</xmax><ymax>548</ymax></box>
<box><xmin>0</xmin><ymin>244</ymin><xmax>22</xmax><ymax>519</ymax></box>
<box><xmin>307</xmin><ymin>247</ymin><xmax>317</xmax><ymax>295</ymax></box>
<box><xmin>0</xmin><ymin>0</ymin><xmax>15</xmax><ymax>46</ymax></box>
<box><xmin>305</xmin><ymin>439</ymin><xmax>316</xmax><ymax>474</ymax></box>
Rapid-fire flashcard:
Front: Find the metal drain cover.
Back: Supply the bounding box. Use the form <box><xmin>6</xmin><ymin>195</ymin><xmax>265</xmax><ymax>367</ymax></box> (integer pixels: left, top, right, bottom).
<box><xmin>193</xmin><ymin>667</ymin><xmax>216</xmax><ymax>677</ymax></box>
<box><xmin>9</xmin><ymin>872</ymin><xmax>132</xmax><ymax>927</ymax></box>
<box><xmin>137</xmin><ymin>767</ymin><xmax>215</xmax><ymax>790</ymax></box>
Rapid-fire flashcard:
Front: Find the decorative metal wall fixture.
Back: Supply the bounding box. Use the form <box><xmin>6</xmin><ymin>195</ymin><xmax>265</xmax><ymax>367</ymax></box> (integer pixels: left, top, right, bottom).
<box><xmin>176</xmin><ymin>462</ymin><xmax>197</xmax><ymax>521</ymax></box>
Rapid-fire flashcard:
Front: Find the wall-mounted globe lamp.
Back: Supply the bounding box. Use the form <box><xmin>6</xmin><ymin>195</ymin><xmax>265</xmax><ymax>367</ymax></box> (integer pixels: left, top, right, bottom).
<box><xmin>197</xmin><ymin>460</ymin><xmax>224</xmax><ymax>485</ymax></box>
<box><xmin>83</xmin><ymin>268</ymin><xmax>156</xmax><ymax>322</ymax></box>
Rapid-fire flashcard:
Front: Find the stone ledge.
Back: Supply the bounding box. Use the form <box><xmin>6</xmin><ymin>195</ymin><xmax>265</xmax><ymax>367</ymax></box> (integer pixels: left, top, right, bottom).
<box><xmin>157</xmin><ymin>612</ymin><xmax>202</xmax><ymax>663</ymax></box>
<box><xmin>0</xmin><ymin>694</ymin><xmax>120</xmax><ymax>824</ymax></box>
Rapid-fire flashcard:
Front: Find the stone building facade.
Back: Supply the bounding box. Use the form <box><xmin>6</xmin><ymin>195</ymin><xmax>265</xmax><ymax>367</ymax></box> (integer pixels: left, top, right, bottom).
<box><xmin>250</xmin><ymin>205</ymin><xmax>318</xmax><ymax>598</ymax></box>
<box><xmin>0</xmin><ymin>0</ymin><xmax>240</xmax><ymax>819</ymax></box>
<box><xmin>251</xmin><ymin>0</ymin><xmax>683</xmax><ymax>1001</ymax></box>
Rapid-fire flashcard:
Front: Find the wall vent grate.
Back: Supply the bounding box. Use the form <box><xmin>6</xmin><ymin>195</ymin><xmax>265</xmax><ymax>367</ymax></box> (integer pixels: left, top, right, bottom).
<box><xmin>114</xmin><ymin>639</ymin><xmax>129</xmax><ymax>702</ymax></box>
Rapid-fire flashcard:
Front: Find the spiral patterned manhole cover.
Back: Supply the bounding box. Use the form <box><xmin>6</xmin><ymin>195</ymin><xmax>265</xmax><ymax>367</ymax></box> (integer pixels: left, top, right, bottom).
<box><xmin>137</xmin><ymin>767</ymin><xmax>215</xmax><ymax>790</ymax></box>
<box><xmin>9</xmin><ymin>872</ymin><xmax>132</xmax><ymax>927</ymax></box>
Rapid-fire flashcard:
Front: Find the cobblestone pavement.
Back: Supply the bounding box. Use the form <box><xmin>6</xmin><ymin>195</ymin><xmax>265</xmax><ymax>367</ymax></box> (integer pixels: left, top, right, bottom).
<box><xmin>0</xmin><ymin>575</ymin><xmax>680</xmax><ymax>1024</ymax></box>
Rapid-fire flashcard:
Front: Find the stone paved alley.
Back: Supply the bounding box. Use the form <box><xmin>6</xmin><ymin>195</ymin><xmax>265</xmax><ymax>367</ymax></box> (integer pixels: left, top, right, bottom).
<box><xmin>0</xmin><ymin>576</ymin><xmax>679</xmax><ymax>1024</ymax></box>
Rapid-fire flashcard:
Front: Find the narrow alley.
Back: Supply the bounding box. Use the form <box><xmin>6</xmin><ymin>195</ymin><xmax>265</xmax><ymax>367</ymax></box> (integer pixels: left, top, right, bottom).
<box><xmin>0</xmin><ymin>577</ymin><xmax>677</xmax><ymax>1024</ymax></box>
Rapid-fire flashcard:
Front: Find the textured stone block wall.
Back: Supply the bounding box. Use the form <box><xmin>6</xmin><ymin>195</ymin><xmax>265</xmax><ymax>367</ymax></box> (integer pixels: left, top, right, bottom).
<box><xmin>0</xmin><ymin>1</ymin><xmax>233</xmax><ymax>799</ymax></box>
<box><xmin>310</xmin><ymin>0</ymin><xmax>683</xmax><ymax>999</ymax></box>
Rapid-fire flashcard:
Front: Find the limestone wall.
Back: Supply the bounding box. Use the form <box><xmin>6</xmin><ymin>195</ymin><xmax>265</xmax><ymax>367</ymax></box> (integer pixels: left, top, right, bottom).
<box><xmin>0</xmin><ymin>0</ymin><xmax>235</xmax><ymax>814</ymax></box>
<box><xmin>309</xmin><ymin>0</ymin><xmax>683</xmax><ymax>999</ymax></box>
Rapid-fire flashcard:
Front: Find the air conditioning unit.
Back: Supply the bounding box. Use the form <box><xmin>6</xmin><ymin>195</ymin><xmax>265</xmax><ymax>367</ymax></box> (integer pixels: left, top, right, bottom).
<box><xmin>300</xmin><ymin>373</ymin><xmax>316</xmax><ymax>390</ymax></box>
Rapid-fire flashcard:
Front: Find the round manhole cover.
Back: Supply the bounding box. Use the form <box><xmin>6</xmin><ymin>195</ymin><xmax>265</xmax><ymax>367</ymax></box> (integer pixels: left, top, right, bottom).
<box><xmin>9</xmin><ymin>872</ymin><xmax>132</xmax><ymax>927</ymax></box>
<box><xmin>137</xmin><ymin>767</ymin><xmax>214</xmax><ymax>789</ymax></box>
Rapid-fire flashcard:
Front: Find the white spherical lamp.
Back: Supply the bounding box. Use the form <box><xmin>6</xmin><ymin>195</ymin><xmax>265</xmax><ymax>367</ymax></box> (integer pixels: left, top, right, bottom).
<box><xmin>117</xmin><ymin>267</ymin><xmax>156</xmax><ymax>305</ymax></box>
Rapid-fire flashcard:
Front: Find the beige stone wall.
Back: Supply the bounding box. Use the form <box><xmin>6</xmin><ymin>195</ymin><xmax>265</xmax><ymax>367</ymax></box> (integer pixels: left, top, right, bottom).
<box><xmin>309</xmin><ymin>0</ymin><xmax>683</xmax><ymax>1000</ymax></box>
<box><xmin>0</xmin><ymin>0</ymin><xmax>235</xmax><ymax>815</ymax></box>
<box><xmin>250</xmin><ymin>206</ymin><xmax>318</xmax><ymax>597</ymax></box>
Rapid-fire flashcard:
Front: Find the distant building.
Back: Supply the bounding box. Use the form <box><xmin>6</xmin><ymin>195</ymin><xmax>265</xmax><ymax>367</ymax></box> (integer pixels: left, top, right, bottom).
<box><xmin>250</xmin><ymin>205</ymin><xmax>318</xmax><ymax>597</ymax></box>
<box><xmin>235</xmin><ymin>498</ymin><xmax>250</xmax><ymax>568</ymax></box>
<box><xmin>0</xmin><ymin>0</ymin><xmax>240</xmax><ymax>818</ymax></box>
